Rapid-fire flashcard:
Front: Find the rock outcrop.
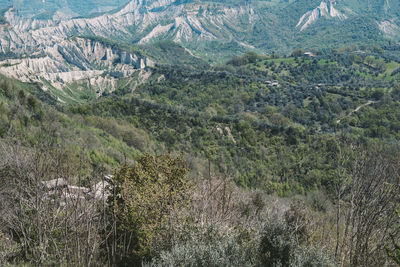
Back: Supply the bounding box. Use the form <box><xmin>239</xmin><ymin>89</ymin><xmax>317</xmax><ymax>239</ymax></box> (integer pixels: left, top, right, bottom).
<box><xmin>296</xmin><ymin>0</ymin><xmax>347</xmax><ymax>31</ymax></box>
<box><xmin>0</xmin><ymin>36</ymin><xmax>153</xmax><ymax>96</ymax></box>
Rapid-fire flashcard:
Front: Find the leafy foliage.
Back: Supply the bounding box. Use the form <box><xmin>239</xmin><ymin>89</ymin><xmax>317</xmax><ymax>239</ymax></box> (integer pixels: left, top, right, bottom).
<box><xmin>105</xmin><ymin>154</ymin><xmax>191</xmax><ymax>265</ymax></box>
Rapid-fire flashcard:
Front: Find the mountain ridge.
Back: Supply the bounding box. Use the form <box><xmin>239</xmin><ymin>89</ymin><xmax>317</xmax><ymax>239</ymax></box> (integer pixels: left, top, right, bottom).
<box><xmin>1</xmin><ymin>0</ymin><xmax>399</xmax><ymax>55</ymax></box>
<box><xmin>0</xmin><ymin>0</ymin><xmax>399</xmax><ymax>102</ymax></box>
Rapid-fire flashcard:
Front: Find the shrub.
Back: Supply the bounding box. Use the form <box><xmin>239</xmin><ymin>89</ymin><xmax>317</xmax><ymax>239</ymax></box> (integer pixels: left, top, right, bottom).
<box><xmin>146</xmin><ymin>236</ymin><xmax>256</xmax><ymax>267</ymax></box>
<box><xmin>293</xmin><ymin>247</ymin><xmax>336</xmax><ymax>267</ymax></box>
<box><xmin>259</xmin><ymin>220</ymin><xmax>335</xmax><ymax>267</ymax></box>
<box><xmin>259</xmin><ymin>221</ymin><xmax>296</xmax><ymax>266</ymax></box>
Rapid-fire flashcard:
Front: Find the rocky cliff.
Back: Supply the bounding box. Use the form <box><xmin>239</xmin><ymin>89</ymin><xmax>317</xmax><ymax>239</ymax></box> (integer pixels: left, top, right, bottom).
<box><xmin>0</xmin><ymin>35</ymin><xmax>153</xmax><ymax>99</ymax></box>
<box><xmin>0</xmin><ymin>0</ymin><xmax>399</xmax><ymax>102</ymax></box>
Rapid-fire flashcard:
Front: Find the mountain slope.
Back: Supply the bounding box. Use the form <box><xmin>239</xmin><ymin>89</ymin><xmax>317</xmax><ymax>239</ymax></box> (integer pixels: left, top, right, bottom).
<box><xmin>1</xmin><ymin>0</ymin><xmax>398</xmax><ymax>55</ymax></box>
<box><xmin>0</xmin><ymin>0</ymin><xmax>131</xmax><ymax>19</ymax></box>
<box><xmin>0</xmin><ymin>0</ymin><xmax>399</xmax><ymax>102</ymax></box>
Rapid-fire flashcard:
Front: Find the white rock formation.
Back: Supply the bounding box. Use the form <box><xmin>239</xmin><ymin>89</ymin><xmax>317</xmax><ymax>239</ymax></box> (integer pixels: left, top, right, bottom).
<box><xmin>0</xmin><ymin>0</ymin><xmax>255</xmax><ymax>99</ymax></box>
<box><xmin>296</xmin><ymin>0</ymin><xmax>347</xmax><ymax>31</ymax></box>
<box><xmin>378</xmin><ymin>19</ymin><xmax>400</xmax><ymax>39</ymax></box>
<box><xmin>0</xmin><ymin>36</ymin><xmax>153</xmax><ymax>94</ymax></box>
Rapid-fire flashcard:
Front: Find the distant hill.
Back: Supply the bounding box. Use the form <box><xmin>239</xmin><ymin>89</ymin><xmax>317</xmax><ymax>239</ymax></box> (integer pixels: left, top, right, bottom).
<box><xmin>0</xmin><ymin>0</ymin><xmax>399</xmax><ymax>101</ymax></box>
<box><xmin>0</xmin><ymin>0</ymin><xmax>398</xmax><ymax>55</ymax></box>
<box><xmin>0</xmin><ymin>0</ymin><xmax>131</xmax><ymax>18</ymax></box>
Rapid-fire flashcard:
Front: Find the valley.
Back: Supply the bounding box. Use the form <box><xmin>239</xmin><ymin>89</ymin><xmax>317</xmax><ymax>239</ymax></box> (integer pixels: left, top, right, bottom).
<box><xmin>0</xmin><ymin>0</ymin><xmax>399</xmax><ymax>266</ymax></box>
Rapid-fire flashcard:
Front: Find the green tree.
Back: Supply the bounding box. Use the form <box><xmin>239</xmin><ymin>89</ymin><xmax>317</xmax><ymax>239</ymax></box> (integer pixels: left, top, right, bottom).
<box><xmin>106</xmin><ymin>154</ymin><xmax>191</xmax><ymax>266</ymax></box>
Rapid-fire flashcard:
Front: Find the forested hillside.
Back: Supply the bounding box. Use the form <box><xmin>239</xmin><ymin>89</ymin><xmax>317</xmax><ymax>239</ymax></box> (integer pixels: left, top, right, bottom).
<box><xmin>0</xmin><ymin>45</ymin><xmax>400</xmax><ymax>266</ymax></box>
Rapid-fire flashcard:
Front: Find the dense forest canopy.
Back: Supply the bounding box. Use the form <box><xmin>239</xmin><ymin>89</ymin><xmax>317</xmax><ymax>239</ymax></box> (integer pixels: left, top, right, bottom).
<box><xmin>0</xmin><ymin>45</ymin><xmax>400</xmax><ymax>266</ymax></box>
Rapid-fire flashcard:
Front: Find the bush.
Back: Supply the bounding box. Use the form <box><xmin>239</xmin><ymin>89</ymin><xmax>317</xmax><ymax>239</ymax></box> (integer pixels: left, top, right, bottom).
<box><xmin>259</xmin><ymin>221</ymin><xmax>296</xmax><ymax>266</ymax></box>
<box><xmin>146</xmin><ymin>236</ymin><xmax>256</xmax><ymax>267</ymax></box>
<box><xmin>259</xmin><ymin>220</ymin><xmax>335</xmax><ymax>267</ymax></box>
<box><xmin>293</xmin><ymin>247</ymin><xmax>336</xmax><ymax>267</ymax></box>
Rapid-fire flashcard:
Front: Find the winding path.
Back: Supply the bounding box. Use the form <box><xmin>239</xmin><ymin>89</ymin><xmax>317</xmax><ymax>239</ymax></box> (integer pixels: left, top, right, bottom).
<box><xmin>336</xmin><ymin>100</ymin><xmax>375</xmax><ymax>124</ymax></box>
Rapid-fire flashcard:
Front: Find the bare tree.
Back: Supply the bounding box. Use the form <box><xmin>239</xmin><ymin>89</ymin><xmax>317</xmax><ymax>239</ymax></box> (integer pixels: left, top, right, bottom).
<box><xmin>0</xmin><ymin>136</ymin><xmax>104</xmax><ymax>266</ymax></box>
<box><xmin>335</xmin><ymin>142</ymin><xmax>400</xmax><ymax>266</ymax></box>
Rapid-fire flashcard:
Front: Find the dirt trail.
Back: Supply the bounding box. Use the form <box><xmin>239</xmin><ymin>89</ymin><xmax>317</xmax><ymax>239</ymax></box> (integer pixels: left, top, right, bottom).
<box><xmin>336</xmin><ymin>100</ymin><xmax>375</xmax><ymax>124</ymax></box>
